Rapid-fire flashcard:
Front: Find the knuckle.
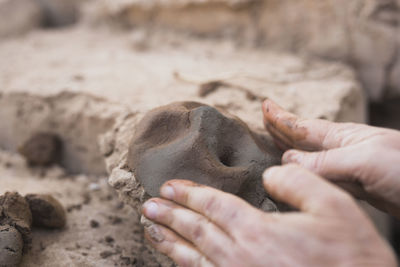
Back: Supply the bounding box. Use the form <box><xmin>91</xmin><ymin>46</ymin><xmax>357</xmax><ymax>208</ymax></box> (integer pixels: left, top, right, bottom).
<box><xmin>202</xmin><ymin>195</ymin><xmax>221</xmax><ymax>216</ymax></box>
<box><xmin>191</xmin><ymin>219</ymin><xmax>207</xmax><ymax>243</ymax></box>
<box><xmin>310</xmin><ymin>150</ymin><xmax>328</xmax><ymax>172</ymax></box>
<box><xmin>320</xmin><ymin>191</ymin><xmax>353</xmax><ymax>213</ymax></box>
<box><xmin>189</xmin><ymin>217</ymin><xmax>213</xmax><ymax>247</ymax></box>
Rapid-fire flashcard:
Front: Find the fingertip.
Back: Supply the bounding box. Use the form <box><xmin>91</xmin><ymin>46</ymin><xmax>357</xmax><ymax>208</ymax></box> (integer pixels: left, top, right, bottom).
<box><xmin>262</xmin><ymin>99</ymin><xmax>270</xmax><ymax>114</ymax></box>
<box><xmin>262</xmin><ymin>166</ymin><xmax>280</xmax><ymax>185</ymax></box>
<box><xmin>142</xmin><ymin>200</ymin><xmax>159</xmax><ymax>220</ymax></box>
<box><xmin>160</xmin><ymin>179</ymin><xmax>201</xmax><ymax>200</ymax></box>
<box><xmin>160</xmin><ymin>184</ymin><xmax>175</xmax><ymax>200</ymax></box>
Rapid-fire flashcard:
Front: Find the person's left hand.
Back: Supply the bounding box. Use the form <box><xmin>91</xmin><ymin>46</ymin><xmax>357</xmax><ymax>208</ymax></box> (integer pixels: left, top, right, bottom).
<box><xmin>141</xmin><ymin>164</ymin><xmax>397</xmax><ymax>267</ymax></box>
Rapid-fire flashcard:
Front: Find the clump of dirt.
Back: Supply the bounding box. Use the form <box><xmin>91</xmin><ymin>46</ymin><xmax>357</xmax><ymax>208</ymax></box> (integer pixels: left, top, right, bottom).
<box><xmin>0</xmin><ymin>191</ymin><xmax>68</xmax><ymax>266</ymax></box>
<box><xmin>18</xmin><ymin>133</ymin><xmax>62</xmax><ymax>167</ymax></box>
<box><xmin>0</xmin><ymin>192</ymin><xmax>32</xmax><ymax>266</ymax></box>
<box><xmin>198</xmin><ymin>81</ymin><xmax>224</xmax><ymax>97</ymax></box>
<box><xmin>0</xmin><ymin>192</ymin><xmax>32</xmax><ymax>242</ymax></box>
<box><xmin>0</xmin><ymin>224</ymin><xmax>24</xmax><ymax>267</ymax></box>
<box><xmin>128</xmin><ymin>101</ymin><xmax>281</xmax><ymax>209</ymax></box>
<box><xmin>25</xmin><ymin>194</ymin><xmax>66</xmax><ymax>229</ymax></box>
<box><xmin>196</xmin><ymin>79</ymin><xmax>264</xmax><ymax>101</ymax></box>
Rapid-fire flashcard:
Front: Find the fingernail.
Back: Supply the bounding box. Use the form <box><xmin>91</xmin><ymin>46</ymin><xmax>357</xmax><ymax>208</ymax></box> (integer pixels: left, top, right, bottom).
<box><xmin>263</xmin><ymin>167</ymin><xmax>277</xmax><ymax>182</ymax></box>
<box><xmin>282</xmin><ymin>150</ymin><xmax>301</xmax><ymax>164</ymax></box>
<box><xmin>143</xmin><ymin>201</ymin><xmax>158</xmax><ymax>219</ymax></box>
<box><xmin>263</xmin><ymin>100</ymin><xmax>270</xmax><ymax>113</ymax></box>
<box><xmin>161</xmin><ymin>185</ymin><xmax>175</xmax><ymax>199</ymax></box>
<box><xmin>145</xmin><ymin>224</ymin><xmax>165</xmax><ymax>243</ymax></box>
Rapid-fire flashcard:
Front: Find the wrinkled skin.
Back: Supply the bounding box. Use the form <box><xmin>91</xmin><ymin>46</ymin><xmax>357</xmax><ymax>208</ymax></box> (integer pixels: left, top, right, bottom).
<box><xmin>141</xmin><ymin>99</ymin><xmax>399</xmax><ymax>267</ymax></box>
<box><xmin>263</xmin><ymin>99</ymin><xmax>400</xmax><ymax>219</ymax></box>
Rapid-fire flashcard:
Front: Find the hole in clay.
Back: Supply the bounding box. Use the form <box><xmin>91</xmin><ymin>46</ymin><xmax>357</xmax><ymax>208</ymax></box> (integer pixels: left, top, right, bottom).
<box><xmin>219</xmin><ymin>149</ymin><xmax>235</xmax><ymax>167</ymax></box>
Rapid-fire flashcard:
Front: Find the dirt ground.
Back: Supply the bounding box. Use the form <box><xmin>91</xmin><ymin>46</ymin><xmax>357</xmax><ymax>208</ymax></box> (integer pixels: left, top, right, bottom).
<box><xmin>0</xmin><ymin>150</ymin><xmax>169</xmax><ymax>267</ymax></box>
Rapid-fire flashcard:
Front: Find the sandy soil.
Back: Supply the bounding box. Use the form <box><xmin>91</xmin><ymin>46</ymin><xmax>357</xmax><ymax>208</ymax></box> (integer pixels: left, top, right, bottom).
<box><xmin>0</xmin><ymin>150</ymin><xmax>170</xmax><ymax>266</ymax></box>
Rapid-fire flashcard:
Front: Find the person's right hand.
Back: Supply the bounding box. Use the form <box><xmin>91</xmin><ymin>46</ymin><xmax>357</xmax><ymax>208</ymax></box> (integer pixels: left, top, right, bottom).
<box><xmin>262</xmin><ymin>99</ymin><xmax>400</xmax><ymax>219</ymax></box>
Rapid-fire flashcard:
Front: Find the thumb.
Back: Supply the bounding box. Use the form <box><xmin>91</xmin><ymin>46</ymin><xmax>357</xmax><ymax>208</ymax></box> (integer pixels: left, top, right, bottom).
<box><xmin>263</xmin><ymin>164</ymin><xmax>357</xmax><ymax>216</ymax></box>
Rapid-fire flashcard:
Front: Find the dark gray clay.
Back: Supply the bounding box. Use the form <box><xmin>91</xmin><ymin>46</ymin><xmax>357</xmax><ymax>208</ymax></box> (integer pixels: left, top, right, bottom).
<box><xmin>0</xmin><ymin>225</ymin><xmax>24</xmax><ymax>267</ymax></box>
<box><xmin>0</xmin><ymin>192</ymin><xmax>32</xmax><ymax>241</ymax></box>
<box><xmin>128</xmin><ymin>102</ymin><xmax>281</xmax><ymax>208</ymax></box>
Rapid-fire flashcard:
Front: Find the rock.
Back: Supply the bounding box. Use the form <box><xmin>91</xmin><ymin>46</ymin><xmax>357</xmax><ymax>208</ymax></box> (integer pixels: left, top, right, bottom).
<box><xmin>0</xmin><ymin>225</ymin><xmax>24</xmax><ymax>267</ymax></box>
<box><xmin>0</xmin><ymin>192</ymin><xmax>32</xmax><ymax>241</ymax></box>
<box><xmin>128</xmin><ymin>102</ymin><xmax>280</xmax><ymax>208</ymax></box>
<box><xmin>25</xmin><ymin>194</ymin><xmax>66</xmax><ymax>229</ymax></box>
<box><xmin>0</xmin><ymin>0</ymin><xmax>42</xmax><ymax>38</ymax></box>
<box><xmin>19</xmin><ymin>133</ymin><xmax>62</xmax><ymax>166</ymax></box>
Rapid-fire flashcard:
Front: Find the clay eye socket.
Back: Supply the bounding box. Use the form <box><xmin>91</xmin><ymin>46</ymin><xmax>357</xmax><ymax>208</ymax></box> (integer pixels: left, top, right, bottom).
<box><xmin>218</xmin><ymin>147</ymin><xmax>236</xmax><ymax>167</ymax></box>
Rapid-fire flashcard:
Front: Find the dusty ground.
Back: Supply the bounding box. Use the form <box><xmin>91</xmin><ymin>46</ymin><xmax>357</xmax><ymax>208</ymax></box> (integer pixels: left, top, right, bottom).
<box><xmin>0</xmin><ymin>150</ymin><xmax>168</xmax><ymax>266</ymax></box>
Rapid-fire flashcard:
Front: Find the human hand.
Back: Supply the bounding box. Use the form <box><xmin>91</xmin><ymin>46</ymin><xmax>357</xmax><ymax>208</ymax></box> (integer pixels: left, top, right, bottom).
<box><xmin>141</xmin><ymin>165</ymin><xmax>397</xmax><ymax>267</ymax></box>
<box><xmin>263</xmin><ymin>99</ymin><xmax>400</xmax><ymax>218</ymax></box>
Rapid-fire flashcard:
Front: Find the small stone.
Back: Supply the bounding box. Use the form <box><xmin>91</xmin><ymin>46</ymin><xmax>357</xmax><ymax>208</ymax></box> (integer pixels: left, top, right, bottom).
<box><xmin>100</xmin><ymin>250</ymin><xmax>114</xmax><ymax>259</ymax></box>
<box><xmin>18</xmin><ymin>133</ymin><xmax>62</xmax><ymax>166</ymax></box>
<box><xmin>25</xmin><ymin>194</ymin><xmax>66</xmax><ymax>229</ymax></box>
<box><xmin>90</xmin><ymin>219</ymin><xmax>99</xmax><ymax>228</ymax></box>
<box><xmin>88</xmin><ymin>183</ymin><xmax>100</xmax><ymax>191</ymax></box>
<box><xmin>108</xmin><ymin>216</ymin><xmax>122</xmax><ymax>225</ymax></box>
<box><xmin>105</xmin><ymin>236</ymin><xmax>114</xmax><ymax>243</ymax></box>
<box><xmin>0</xmin><ymin>225</ymin><xmax>24</xmax><ymax>267</ymax></box>
<box><xmin>66</xmin><ymin>204</ymin><xmax>82</xmax><ymax>212</ymax></box>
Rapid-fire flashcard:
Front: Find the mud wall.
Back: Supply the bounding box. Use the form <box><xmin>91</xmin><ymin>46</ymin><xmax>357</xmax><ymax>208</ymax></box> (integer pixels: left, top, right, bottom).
<box><xmin>0</xmin><ymin>92</ymin><xmax>124</xmax><ymax>175</ymax></box>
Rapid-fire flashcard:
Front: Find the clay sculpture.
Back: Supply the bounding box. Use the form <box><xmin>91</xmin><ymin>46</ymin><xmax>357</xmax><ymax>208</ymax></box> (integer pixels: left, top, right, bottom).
<box><xmin>128</xmin><ymin>102</ymin><xmax>281</xmax><ymax>210</ymax></box>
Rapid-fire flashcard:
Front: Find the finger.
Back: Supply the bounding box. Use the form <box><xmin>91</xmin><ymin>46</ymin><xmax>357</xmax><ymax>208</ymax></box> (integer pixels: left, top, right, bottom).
<box><xmin>143</xmin><ymin>222</ymin><xmax>214</xmax><ymax>267</ymax></box>
<box><xmin>282</xmin><ymin>149</ymin><xmax>400</xmax><ymax>210</ymax></box>
<box><xmin>263</xmin><ymin>164</ymin><xmax>358</xmax><ymax>216</ymax></box>
<box><xmin>142</xmin><ymin>198</ymin><xmax>232</xmax><ymax>263</ymax></box>
<box><xmin>262</xmin><ymin>99</ymin><xmax>351</xmax><ymax>150</ymax></box>
<box><xmin>159</xmin><ymin>180</ymin><xmax>259</xmax><ymax>233</ymax></box>
<box><xmin>281</xmin><ymin>148</ymin><xmax>361</xmax><ymax>182</ymax></box>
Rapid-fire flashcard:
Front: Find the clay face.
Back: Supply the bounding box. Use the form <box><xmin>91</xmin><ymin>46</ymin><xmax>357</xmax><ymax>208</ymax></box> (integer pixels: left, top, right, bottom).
<box><xmin>128</xmin><ymin>102</ymin><xmax>281</xmax><ymax>208</ymax></box>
